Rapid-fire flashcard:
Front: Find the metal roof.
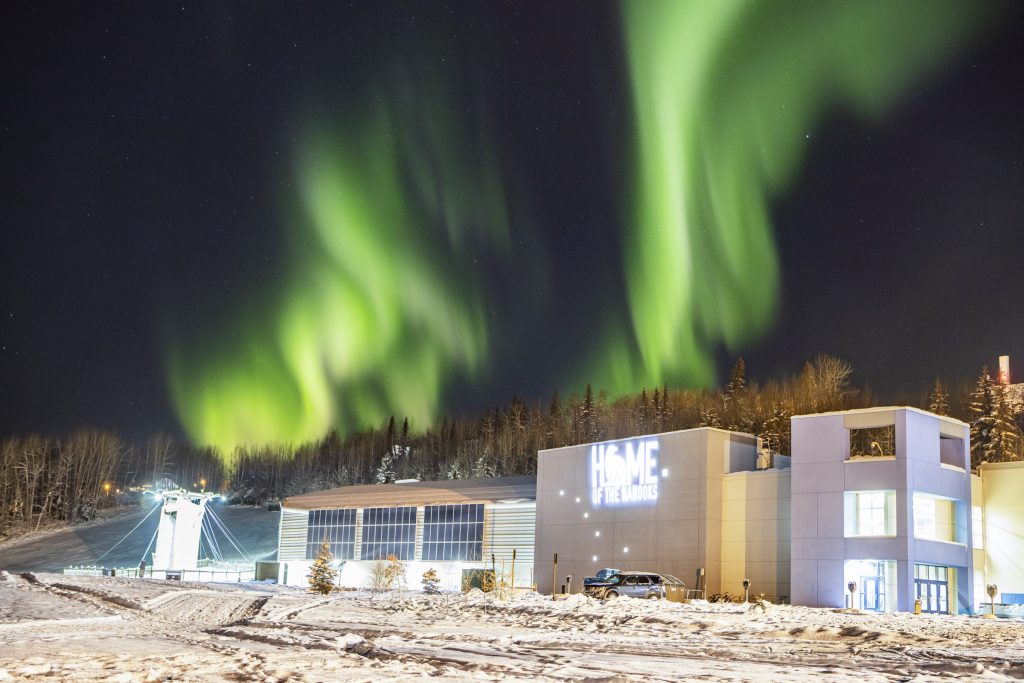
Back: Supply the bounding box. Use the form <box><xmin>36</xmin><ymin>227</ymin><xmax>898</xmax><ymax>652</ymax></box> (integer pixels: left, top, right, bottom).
<box><xmin>281</xmin><ymin>475</ymin><xmax>537</xmax><ymax>510</ymax></box>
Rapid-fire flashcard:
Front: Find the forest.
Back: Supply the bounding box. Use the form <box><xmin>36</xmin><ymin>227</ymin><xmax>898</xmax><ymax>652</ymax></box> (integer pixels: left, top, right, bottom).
<box><xmin>1</xmin><ymin>355</ymin><xmax>1022</xmax><ymax>538</ymax></box>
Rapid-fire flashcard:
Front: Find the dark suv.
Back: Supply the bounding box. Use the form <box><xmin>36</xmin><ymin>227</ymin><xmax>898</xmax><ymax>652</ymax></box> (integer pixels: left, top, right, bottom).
<box><xmin>583</xmin><ymin>568</ymin><xmax>622</xmax><ymax>588</ymax></box>
<box><xmin>585</xmin><ymin>571</ymin><xmax>685</xmax><ymax>599</ymax></box>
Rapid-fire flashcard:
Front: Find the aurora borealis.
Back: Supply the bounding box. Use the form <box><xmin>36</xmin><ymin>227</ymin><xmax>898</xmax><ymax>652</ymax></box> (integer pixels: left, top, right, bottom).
<box><xmin>2</xmin><ymin>1</ymin><xmax>1021</xmax><ymax>449</ymax></box>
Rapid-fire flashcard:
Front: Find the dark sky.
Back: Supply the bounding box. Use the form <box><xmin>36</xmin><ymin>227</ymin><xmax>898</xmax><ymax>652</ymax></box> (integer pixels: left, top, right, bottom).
<box><xmin>1</xmin><ymin>1</ymin><xmax>1022</xmax><ymax>442</ymax></box>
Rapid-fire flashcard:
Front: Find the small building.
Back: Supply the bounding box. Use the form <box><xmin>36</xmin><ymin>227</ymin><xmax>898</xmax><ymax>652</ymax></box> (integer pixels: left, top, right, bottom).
<box><xmin>275</xmin><ymin>476</ymin><xmax>536</xmax><ymax>590</ymax></box>
<box><xmin>533</xmin><ymin>427</ymin><xmax>792</xmax><ymax>599</ymax></box>
<box><xmin>790</xmin><ymin>407</ymin><xmax>973</xmax><ymax>613</ymax></box>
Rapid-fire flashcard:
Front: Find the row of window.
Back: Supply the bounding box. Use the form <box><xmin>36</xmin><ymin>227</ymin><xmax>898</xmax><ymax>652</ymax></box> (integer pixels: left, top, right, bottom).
<box><xmin>844</xmin><ymin>490</ymin><xmax>968</xmax><ymax>544</ymax></box>
<box><xmin>305</xmin><ymin>504</ymin><xmax>485</xmax><ymax>561</ymax></box>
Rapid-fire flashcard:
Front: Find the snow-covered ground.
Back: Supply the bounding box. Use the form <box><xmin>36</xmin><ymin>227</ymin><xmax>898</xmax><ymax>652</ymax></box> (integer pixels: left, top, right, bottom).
<box><xmin>0</xmin><ymin>572</ymin><xmax>1021</xmax><ymax>681</ymax></box>
<box><xmin>0</xmin><ymin>503</ymin><xmax>279</xmax><ymax>573</ymax></box>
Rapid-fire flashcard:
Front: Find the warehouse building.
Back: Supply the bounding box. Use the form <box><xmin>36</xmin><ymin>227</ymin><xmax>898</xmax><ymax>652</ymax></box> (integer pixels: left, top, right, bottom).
<box><xmin>275</xmin><ymin>476</ymin><xmax>536</xmax><ymax>591</ymax></box>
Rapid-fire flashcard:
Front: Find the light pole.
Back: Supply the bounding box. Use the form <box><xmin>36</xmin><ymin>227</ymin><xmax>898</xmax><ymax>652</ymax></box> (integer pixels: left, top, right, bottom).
<box><xmin>848</xmin><ymin>581</ymin><xmax>857</xmax><ymax>609</ymax></box>
<box><xmin>103</xmin><ymin>482</ymin><xmax>111</xmax><ymax>497</ymax></box>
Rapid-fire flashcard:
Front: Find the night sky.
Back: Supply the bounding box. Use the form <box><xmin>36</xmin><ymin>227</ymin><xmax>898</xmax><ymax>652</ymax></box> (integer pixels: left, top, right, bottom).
<box><xmin>1</xmin><ymin>1</ymin><xmax>1022</xmax><ymax>448</ymax></box>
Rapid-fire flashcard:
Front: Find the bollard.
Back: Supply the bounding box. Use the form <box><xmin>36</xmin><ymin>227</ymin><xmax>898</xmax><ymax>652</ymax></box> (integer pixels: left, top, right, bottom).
<box><xmin>914</xmin><ymin>599</ymin><xmax>922</xmax><ymax>615</ymax></box>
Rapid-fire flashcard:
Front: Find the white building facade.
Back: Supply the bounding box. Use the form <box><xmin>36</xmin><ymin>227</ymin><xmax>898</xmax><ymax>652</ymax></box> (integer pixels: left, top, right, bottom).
<box><xmin>275</xmin><ymin>477</ymin><xmax>535</xmax><ymax>591</ymax></box>
<box><xmin>791</xmin><ymin>407</ymin><xmax>974</xmax><ymax>613</ymax></box>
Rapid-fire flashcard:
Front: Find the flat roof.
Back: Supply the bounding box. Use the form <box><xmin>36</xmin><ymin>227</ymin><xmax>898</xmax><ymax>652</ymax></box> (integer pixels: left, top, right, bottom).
<box><xmin>791</xmin><ymin>405</ymin><xmax>969</xmax><ymax>427</ymax></box>
<box><xmin>538</xmin><ymin>426</ymin><xmax>758</xmax><ymax>454</ymax></box>
<box><xmin>281</xmin><ymin>475</ymin><xmax>536</xmax><ymax>511</ymax></box>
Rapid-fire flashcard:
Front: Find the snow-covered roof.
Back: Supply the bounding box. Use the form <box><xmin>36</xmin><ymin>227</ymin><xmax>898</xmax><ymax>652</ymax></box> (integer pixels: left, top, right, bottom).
<box><xmin>281</xmin><ymin>475</ymin><xmax>536</xmax><ymax>510</ymax></box>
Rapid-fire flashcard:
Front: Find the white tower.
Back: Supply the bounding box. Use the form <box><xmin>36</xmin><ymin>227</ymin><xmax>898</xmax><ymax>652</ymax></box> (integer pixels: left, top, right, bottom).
<box><xmin>152</xmin><ymin>490</ymin><xmax>217</xmax><ymax>570</ymax></box>
<box><xmin>998</xmin><ymin>355</ymin><xmax>1010</xmax><ymax>385</ymax></box>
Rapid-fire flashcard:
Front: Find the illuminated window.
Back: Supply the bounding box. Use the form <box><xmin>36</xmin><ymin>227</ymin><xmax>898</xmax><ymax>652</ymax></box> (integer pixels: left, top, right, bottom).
<box><xmin>360</xmin><ymin>506</ymin><xmax>416</xmax><ymax>560</ymax></box>
<box><xmin>913</xmin><ymin>496</ymin><xmax>936</xmax><ymax>540</ymax></box>
<box><xmin>306</xmin><ymin>508</ymin><xmax>356</xmax><ymax>560</ymax></box>
<box><xmin>421</xmin><ymin>504</ymin><xmax>484</xmax><ymax>562</ymax></box>
<box><xmin>972</xmin><ymin>506</ymin><xmax>984</xmax><ymax>549</ymax></box>
<box><xmin>859</xmin><ymin>492</ymin><xmax>887</xmax><ymax>535</ymax></box>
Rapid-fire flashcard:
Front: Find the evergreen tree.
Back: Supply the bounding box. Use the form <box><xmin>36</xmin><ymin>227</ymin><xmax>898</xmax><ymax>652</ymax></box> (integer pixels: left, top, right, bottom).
<box><xmin>969</xmin><ymin>367</ymin><xmax>997</xmax><ymax>467</ymax></box>
<box><xmin>308</xmin><ymin>539</ymin><xmax>337</xmax><ymax>595</ymax></box>
<box><xmin>991</xmin><ymin>383</ymin><xmax>1022</xmax><ymax>462</ymax></box>
<box><xmin>581</xmin><ymin>384</ymin><xmax>599</xmax><ymax>442</ymax></box>
<box><xmin>928</xmin><ymin>378</ymin><xmax>950</xmax><ymax>416</ymax></box>
<box><xmin>421</xmin><ymin>567</ymin><xmax>441</xmax><ymax>594</ymax></box>
<box><xmin>726</xmin><ymin>358</ymin><xmax>747</xmax><ymax>397</ymax></box>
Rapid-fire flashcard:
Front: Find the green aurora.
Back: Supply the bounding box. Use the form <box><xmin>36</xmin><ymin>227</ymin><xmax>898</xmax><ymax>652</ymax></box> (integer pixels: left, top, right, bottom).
<box><xmin>167</xmin><ymin>1</ymin><xmax>1000</xmax><ymax>455</ymax></box>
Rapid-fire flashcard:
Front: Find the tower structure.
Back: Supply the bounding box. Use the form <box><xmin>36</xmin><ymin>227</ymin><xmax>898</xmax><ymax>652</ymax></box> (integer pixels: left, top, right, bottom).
<box><xmin>152</xmin><ymin>490</ymin><xmax>218</xmax><ymax>570</ymax></box>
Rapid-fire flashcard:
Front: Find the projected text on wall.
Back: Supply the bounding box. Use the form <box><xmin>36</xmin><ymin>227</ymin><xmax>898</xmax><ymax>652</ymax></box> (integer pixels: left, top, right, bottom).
<box><xmin>589</xmin><ymin>438</ymin><xmax>659</xmax><ymax>507</ymax></box>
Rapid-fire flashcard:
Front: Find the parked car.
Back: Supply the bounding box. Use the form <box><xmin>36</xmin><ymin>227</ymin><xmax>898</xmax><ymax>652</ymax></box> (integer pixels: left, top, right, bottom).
<box><xmin>583</xmin><ymin>568</ymin><xmax>622</xmax><ymax>588</ymax></box>
<box><xmin>585</xmin><ymin>571</ymin><xmax>685</xmax><ymax>599</ymax></box>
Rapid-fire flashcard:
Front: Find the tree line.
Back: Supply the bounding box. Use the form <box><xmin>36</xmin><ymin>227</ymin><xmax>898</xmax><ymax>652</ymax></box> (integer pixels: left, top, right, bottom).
<box><xmin>2</xmin><ymin>354</ymin><xmax>1022</xmax><ymax>538</ymax></box>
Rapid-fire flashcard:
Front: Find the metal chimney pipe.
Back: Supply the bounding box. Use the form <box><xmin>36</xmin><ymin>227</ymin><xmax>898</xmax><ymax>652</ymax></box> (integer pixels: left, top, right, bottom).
<box><xmin>999</xmin><ymin>355</ymin><xmax>1010</xmax><ymax>384</ymax></box>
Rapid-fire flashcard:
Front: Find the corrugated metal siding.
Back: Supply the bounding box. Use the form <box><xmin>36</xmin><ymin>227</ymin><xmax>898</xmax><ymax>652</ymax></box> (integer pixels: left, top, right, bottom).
<box><xmin>486</xmin><ymin>502</ymin><xmax>537</xmax><ymax>588</ymax></box>
<box><xmin>278</xmin><ymin>507</ymin><xmax>309</xmax><ymax>561</ymax></box>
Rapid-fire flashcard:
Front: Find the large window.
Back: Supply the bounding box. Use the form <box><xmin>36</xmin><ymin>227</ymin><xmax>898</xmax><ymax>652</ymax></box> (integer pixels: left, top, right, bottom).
<box><xmin>858</xmin><ymin>492</ymin><xmax>887</xmax><ymax>535</ymax></box>
<box><xmin>306</xmin><ymin>508</ymin><xmax>356</xmax><ymax>560</ymax></box>
<box><xmin>422</xmin><ymin>504</ymin><xmax>484</xmax><ymax>561</ymax></box>
<box><xmin>360</xmin><ymin>506</ymin><xmax>416</xmax><ymax>560</ymax></box>
<box><xmin>844</xmin><ymin>490</ymin><xmax>896</xmax><ymax>537</ymax></box>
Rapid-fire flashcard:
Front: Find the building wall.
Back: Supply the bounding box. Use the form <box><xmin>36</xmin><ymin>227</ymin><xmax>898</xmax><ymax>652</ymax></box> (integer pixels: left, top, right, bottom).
<box><xmin>720</xmin><ymin>469</ymin><xmax>791</xmax><ymax>600</ymax></box>
<box><xmin>533</xmin><ymin>427</ymin><xmax>778</xmax><ymax>595</ymax></box>
<box><xmin>979</xmin><ymin>461</ymin><xmax>1024</xmax><ymax>602</ymax></box>
<box><xmin>275</xmin><ymin>501</ymin><xmax>536</xmax><ymax>591</ymax></box>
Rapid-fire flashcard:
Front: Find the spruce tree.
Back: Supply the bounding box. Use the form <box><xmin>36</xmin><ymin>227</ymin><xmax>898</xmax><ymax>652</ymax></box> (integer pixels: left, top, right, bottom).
<box><xmin>421</xmin><ymin>568</ymin><xmax>441</xmax><ymax>594</ymax></box>
<box><xmin>308</xmin><ymin>539</ymin><xmax>337</xmax><ymax>595</ymax></box>
<box><xmin>928</xmin><ymin>378</ymin><xmax>950</xmax><ymax>416</ymax></box>
<box><xmin>991</xmin><ymin>383</ymin><xmax>1022</xmax><ymax>462</ymax></box>
<box><xmin>969</xmin><ymin>367</ymin><xmax>997</xmax><ymax>467</ymax></box>
<box><xmin>726</xmin><ymin>358</ymin><xmax>747</xmax><ymax>397</ymax></box>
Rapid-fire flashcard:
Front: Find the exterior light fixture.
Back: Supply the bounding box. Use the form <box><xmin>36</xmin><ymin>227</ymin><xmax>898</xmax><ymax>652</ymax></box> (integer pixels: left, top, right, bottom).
<box><xmin>559</xmin><ymin>490</ymin><xmax>564</xmax><ymax>496</ymax></box>
<box><xmin>583</xmin><ymin>512</ymin><xmax>589</xmax><ymax>518</ymax></box>
<box><xmin>592</xmin><ymin>555</ymin><xmax>598</xmax><ymax>562</ymax></box>
<box><xmin>662</xmin><ymin>468</ymin><xmax>669</xmax><ymax>477</ymax></box>
<box><xmin>623</xmin><ymin>547</ymin><xmax>629</xmax><ymax>553</ymax></box>
<box><xmin>575</xmin><ymin>497</ymin><xmax>580</xmax><ymax>503</ymax></box>
<box><xmin>595</xmin><ymin>530</ymin><xmax>600</xmax><ymax>537</ymax></box>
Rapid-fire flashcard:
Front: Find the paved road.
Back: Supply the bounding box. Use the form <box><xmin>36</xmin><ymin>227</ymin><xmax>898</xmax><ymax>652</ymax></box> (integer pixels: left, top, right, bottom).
<box><xmin>0</xmin><ymin>502</ymin><xmax>279</xmax><ymax>572</ymax></box>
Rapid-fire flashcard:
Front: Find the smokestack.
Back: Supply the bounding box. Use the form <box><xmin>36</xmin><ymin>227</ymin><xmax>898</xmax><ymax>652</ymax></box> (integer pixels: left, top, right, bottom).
<box><xmin>998</xmin><ymin>355</ymin><xmax>1010</xmax><ymax>385</ymax></box>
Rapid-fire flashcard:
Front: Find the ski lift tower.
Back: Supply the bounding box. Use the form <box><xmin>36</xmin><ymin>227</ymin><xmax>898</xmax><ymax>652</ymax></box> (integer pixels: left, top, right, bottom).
<box><xmin>152</xmin><ymin>489</ymin><xmax>219</xmax><ymax>570</ymax></box>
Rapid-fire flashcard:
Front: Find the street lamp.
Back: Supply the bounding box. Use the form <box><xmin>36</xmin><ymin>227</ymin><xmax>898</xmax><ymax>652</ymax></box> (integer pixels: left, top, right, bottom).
<box><xmin>103</xmin><ymin>482</ymin><xmax>111</xmax><ymax>496</ymax></box>
<box><xmin>200</xmin><ymin>478</ymin><xmax>206</xmax><ymax>492</ymax></box>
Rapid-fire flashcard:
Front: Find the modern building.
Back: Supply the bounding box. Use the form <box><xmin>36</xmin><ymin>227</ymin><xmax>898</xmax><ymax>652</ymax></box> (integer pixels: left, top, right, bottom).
<box><xmin>271</xmin><ymin>407</ymin><xmax>1023</xmax><ymax>614</ymax></box>
<box><xmin>533</xmin><ymin>427</ymin><xmax>792</xmax><ymax>598</ymax></box>
<box><xmin>790</xmin><ymin>407</ymin><xmax>973</xmax><ymax>613</ymax></box>
<box><xmin>275</xmin><ymin>476</ymin><xmax>536</xmax><ymax>590</ymax></box>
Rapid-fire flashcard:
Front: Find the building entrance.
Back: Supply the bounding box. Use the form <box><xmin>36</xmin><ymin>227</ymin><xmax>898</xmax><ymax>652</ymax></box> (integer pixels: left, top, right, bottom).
<box><xmin>914</xmin><ymin>564</ymin><xmax>949</xmax><ymax>614</ymax></box>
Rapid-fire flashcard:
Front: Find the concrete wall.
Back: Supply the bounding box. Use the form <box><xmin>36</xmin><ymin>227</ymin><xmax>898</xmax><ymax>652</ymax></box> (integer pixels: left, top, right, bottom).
<box><xmin>533</xmin><ymin>427</ymin><xmax>769</xmax><ymax>595</ymax></box>
<box><xmin>720</xmin><ymin>469</ymin><xmax>791</xmax><ymax>599</ymax></box>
